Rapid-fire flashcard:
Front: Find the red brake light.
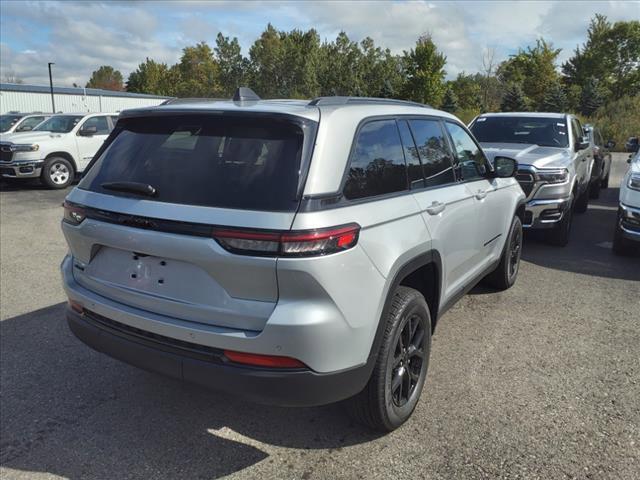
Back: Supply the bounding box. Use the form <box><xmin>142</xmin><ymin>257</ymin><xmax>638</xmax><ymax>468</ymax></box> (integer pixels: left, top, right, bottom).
<box><xmin>212</xmin><ymin>223</ymin><xmax>360</xmax><ymax>257</ymax></box>
<box><xmin>63</xmin><ymin>201</ymin><xmax>86</xmax><ymax>225</ymax></box>
<box><xmin>224</xmin><ymin>350</ymin><xmax>306</xmax><ymax>368</ymax></box>
<box><xmin>68</xmin><ymin>298</ymin><xmax>84</xmax><ymax>314</ymax></box>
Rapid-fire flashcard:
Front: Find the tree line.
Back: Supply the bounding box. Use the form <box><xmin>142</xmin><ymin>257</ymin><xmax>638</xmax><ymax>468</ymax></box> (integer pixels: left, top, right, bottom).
<box><xmin>84</xmin><ymin>14</ymin><xmax>638</xmax><ymax>145</ymax></box>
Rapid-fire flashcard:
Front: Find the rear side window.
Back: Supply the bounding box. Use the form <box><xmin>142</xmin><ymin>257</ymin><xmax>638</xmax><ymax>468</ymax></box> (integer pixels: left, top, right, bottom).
<box><xmin>80</xmin><ymin>115</ymin><xmax>306</xmax><ymax>212</ymax></box>
<box><xmin>343</xmin><ymin>120</ymin><xmax>407</xmax><ymax>200</ymax></box>
<box><xmin>408</xmin><ymin>119</ymin><xmax>455</xmax><ymax>187</ymax></box>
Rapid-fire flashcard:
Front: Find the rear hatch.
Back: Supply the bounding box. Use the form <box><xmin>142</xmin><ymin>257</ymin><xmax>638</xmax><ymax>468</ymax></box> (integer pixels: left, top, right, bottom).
<box><xmin>63</xmin><ymin>111</ymin><xmax>317</xmax><ymax>331</ymax></box>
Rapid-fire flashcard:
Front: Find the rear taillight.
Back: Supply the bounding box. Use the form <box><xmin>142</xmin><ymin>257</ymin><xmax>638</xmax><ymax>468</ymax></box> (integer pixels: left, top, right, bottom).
<box><xmin>63</xmin><ymin>201</ymin><xmax>86</xmax><ymax>225</ymax></box>
<box><xmin>67</xmin><ymin>298</ymin><xmax>84</xmax><ymax>313</ymax></box>
<box><xmin>212</xmin><ymin>223</ymin><xmax>360</xmax><ymax>257</ymax></box>
<box><xmin>224</xmin><ymin>350</ymin><xmax>306</xmax><ymax>368</ymax></box>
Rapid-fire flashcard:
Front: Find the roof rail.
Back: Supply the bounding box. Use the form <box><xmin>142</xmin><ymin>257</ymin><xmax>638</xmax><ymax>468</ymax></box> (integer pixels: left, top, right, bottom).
<box><xmin>308</xmin><ymin>96</ymin><xmax>431</xmax><ymax>108</ymax></box>
<box><xmin>160</xmin><ymin>97</ymin><xmax>226</xmax><ymax>105</ymax></box>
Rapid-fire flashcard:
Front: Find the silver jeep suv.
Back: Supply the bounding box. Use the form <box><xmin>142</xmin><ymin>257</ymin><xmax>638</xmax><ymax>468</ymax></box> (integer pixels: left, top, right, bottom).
<box><xmin>61</xmin><ymin>89</ymin><xmax>525</xmax><ymax>431</ymax></box>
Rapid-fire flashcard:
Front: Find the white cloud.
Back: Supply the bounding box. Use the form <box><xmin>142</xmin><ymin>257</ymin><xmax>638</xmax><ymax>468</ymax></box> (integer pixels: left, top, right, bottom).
<box><xmin>1</xmin><ymin>0</ymin><xmax>638</xmax><ymax>86</ymax></box>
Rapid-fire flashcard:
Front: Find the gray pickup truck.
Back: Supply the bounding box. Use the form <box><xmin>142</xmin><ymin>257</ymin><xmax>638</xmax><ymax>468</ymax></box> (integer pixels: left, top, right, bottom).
<box><xmin>470</xmin><ymin>112</ymin><xmax>593</xmax><ymax>246</ymax></box>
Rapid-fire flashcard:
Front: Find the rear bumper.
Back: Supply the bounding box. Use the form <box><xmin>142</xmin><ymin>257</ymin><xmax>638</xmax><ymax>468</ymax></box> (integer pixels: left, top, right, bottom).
<box><xmin>523</xmin><ymin>196</ymin><xmax>572</xmax><ymax>229</ymax></box>
<box><xmin>0</xmin><ymin>160</ymin><xmax>43</xmax><ymax>178</ymax></box>
<box><xmin>67</xmin><ymin>306</ymin><xmax>370</xmax><ymax>407</ymax></box>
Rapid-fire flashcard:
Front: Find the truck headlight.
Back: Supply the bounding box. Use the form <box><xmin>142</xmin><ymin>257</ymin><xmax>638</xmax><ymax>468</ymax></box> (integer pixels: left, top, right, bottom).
<box><xmin>537</xmin><ymin>168</ymin><xmax>569</xmax><ymax>184</ymax></box>
<box><xmin>629</xmin><ymin>174</ymin><xmax>640</xmax><ymax>191</ymax></box>
<box><xmin>11</xmin><ymin>144</ymin><xmax>39</xmax><ymax>152</ymax></box>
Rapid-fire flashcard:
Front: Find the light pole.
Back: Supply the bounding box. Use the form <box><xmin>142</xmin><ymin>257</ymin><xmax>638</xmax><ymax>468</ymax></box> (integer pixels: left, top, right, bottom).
<box><xmin>48</xmin><ymin>62</ymin><xmax>55</xmax><ymax>113</ymax></box>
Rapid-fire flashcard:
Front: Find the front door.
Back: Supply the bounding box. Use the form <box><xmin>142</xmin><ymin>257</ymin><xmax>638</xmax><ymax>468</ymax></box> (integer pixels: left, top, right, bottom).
<box><xmin>75</xmin><ymin>116</ymin><xmax>111</xmax><ymax>171</ymax></box>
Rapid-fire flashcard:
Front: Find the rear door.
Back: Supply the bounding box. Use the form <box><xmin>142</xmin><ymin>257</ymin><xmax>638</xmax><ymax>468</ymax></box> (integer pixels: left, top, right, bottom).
<box><xmin>63</xmin><ymin>113</ymin><xmax>315</xmax><ymax>331</ymax></box>
<box><xmin>401</xmin><ymin>118</ymin><xmax>479</xmax><ymax>303</ymax></box>
<box><xmin>75</xmin><ymin>115</ymin><xmax>112</xmax><ymax>171</ymax></box>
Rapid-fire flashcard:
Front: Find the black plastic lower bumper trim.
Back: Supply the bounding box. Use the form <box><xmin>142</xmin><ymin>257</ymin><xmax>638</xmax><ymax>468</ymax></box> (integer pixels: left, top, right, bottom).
<box><xmin>66</xmin><ymin>307</ymin><xmax>371</xmax><ymax>407</ymax></box>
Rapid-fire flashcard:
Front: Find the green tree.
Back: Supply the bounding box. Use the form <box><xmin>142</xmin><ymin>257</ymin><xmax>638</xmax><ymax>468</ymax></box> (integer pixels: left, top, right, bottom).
<box><xmin>359</xmin><ymin>37</ymin><xmax>403</xmax><ymax>98</ymax></box>
<box><xmin>441</xmin><ymin>87</ymin><xmax>458</xmax><ymax>112</ymax></box>
<box><xmin>541</xmin><ymin>82</ymin><xmax>568</xmax><ymax>112</ymax></box>
<box><xmin>579</xmin><ymin>76</ymin><xmax>606</xmax><ymax>116</ymax></box>
<box><xmin>248</xmin><ymin>24</ymin><xmax>284</xmax><ymax>98</ymax></box>
<box><xmin>401</xmin><ymin>35</ymin><xmax>447</xmax><ymax>105</ymax></box>
<box><xmin>563</xmin><ymin>15</ymin><xmax>640</xmax><ymax>100</ymax></box>
<box><xmin>126</xmin><ymin>58</ymin><xmax>176</xmax><ymax>96</ymax></box>
<box><xmin>501</xmin><ymin>83</ymin><xmax>530</xmax><ymax>112</ymax></box>
<box><xmin>448</xmin><ymin>73</ymin><xmax>482</xmax><ymax>111</ymax></box>
<box><xmin>86</xmin><ymin>65</ymin><xmax>124</xmax><ymax>91</ymax></box>
<box><xmin>497</xmin><ymin>39</ymin><xmax>561</xmax><ymax>109</ymax></box>
<box><xmin>175</xmin><ymin>42</ymin><xmax>221</xmax><ymax>97</ymax></box>
<box><xmin>318</xmin><ymin>32</ymin><xmax>365</xmax><ymax>96</ymax></box>
<box><xmin>215</xmin><ymin>33</ymin><xmax>249</xmax><ymax>97</ymax></box>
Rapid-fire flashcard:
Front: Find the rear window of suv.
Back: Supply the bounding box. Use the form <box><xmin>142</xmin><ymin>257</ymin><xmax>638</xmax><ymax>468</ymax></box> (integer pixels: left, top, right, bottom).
<box><xmin>80</xmin><ymin>115</ymin><xmax>307</xmax><ymax>212</ymax></box>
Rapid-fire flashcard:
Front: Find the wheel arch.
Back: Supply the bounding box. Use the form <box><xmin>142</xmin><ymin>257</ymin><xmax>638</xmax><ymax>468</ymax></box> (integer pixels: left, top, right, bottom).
<box><xmin>366</xmin><ymin>251</ymin><xmax>442</xmax><ymax>366</ymax></box>
<box><xmin>45</xmin><ymin>152</ymin><xmax>78</xmax><ymax>173</ymax></box>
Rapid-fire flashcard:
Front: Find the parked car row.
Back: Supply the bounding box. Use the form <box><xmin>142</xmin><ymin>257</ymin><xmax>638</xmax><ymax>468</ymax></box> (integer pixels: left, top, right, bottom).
<box><xmin>0</xmin><ymin>112</ymin><xmax>117</xmax><ymax>188</ymax></box>
<box><xmin>2</xmin><ymin>90</ymin><xmax>634</xmax><ymax>433</ymax></box>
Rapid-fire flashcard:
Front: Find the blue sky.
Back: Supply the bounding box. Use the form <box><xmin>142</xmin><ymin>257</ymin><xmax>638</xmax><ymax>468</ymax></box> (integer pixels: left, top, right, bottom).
<box><xmin>1</xmin><ymin>1</ymin><xmax>638</xmax><ymax>86</ymax></box>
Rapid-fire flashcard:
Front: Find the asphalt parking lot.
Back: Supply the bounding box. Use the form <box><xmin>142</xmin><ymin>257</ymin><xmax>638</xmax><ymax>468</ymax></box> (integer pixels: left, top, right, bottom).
<box><xmin>1</xmin><ymin>153</ymin><xmax>638</xmax><ymax>480</ymax></box>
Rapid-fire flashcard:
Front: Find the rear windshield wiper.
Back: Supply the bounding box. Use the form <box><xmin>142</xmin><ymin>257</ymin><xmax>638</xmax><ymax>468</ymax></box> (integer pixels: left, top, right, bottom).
<box><xmin>101</xmin><ymin>181</ymin><xmax>157</xmax><ymax>197</ymax></box>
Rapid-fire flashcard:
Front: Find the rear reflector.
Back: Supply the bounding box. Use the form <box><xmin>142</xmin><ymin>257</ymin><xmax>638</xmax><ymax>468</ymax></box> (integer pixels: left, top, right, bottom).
<box><xmin>212</xmin><ymin>223</ymin><xmax>360</xmax><ymax>257</ymax></box>
<box><xmin>68</xmin><ymin>299</ymin><xmax>84</xmax><ymax>314</ymax></box>
<box><xmin>224</xmin><ymin>350</ymin><xmax>306</xmax><ymax>368</ymax></box>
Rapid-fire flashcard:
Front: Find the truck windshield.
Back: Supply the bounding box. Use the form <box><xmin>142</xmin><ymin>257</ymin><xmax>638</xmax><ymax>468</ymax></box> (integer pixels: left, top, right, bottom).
<box><xmin>0</xmin><ymin>115</ymin><xmax>23</xmax><ymax>132</ymax></box>
<box><xmin>470</xmin><ymin>116</ymin><xmax>569</xmax><ymax>148</ymax></box>
<box><xmin>80</xmin><ymin>114</ymin><xmax>309</xmax><ymax>212</ymax></box>
<box><xmin>34</xmin><ymin>115</ymin><xmax>84</xmax><ymax>133</ymax></box>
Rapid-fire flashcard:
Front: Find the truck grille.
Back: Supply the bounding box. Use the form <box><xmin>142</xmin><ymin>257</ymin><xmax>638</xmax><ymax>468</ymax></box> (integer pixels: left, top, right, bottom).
<box><xmin>0</xmin><ymin>145</ymin><xmax>13</xmax><ymax>163</ymax></box>
<box><xmin>515</xmin><ymin>170</ymin><xmax>536</xmax><ymax>198</ymax></box>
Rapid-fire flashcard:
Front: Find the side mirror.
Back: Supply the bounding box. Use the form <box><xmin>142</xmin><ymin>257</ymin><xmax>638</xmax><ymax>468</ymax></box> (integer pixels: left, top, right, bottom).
<box><xmin>78</xmin><ymin>125</ymin><xmax>98</xmax><ymax>136</ymax></box>
<box><xmin>629</xmin><ymin>155</ymin><xmax>633</xmax><ymax>164</ymax></box>
<box><xmin>605</xmin><ymin>140</ymin><xmax>615</xmax><ymax>149</ymax></box>
<box><xmin>576</xmin><ymin>137</ymin><xmax>590</xmax><ymax>151</ymax></box>
<box><xmin>17</xmin><ymin>125</ymin><xmax>33</xmax><ymax>132</ymax></box>
<box><xmin>492</xmin><ymin>156</ymin><xmax>518</xmax><ymax>178</ymax></box>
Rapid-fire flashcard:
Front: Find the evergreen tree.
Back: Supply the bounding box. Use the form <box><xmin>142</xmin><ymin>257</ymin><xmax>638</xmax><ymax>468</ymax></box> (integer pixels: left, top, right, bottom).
<box><xmin>215</xmin><ymin>33</ymin><xmax>249</xmax><ymax>97</ymax></box>
<box><xmin>401</xmin><ymin>35</ymin><xmax>447</xmax><ymax>105</ymax></box>
<box><xmin>579</xmin><ymin>76</ymin><xmax>605</xmax><ymax>116</ymax></box>
<box><xmin>541</xmin><ymin>82</ymin><xmax>568</xmax><ymax>112</ymax></box>
<box><xmin>441</xmin><ymin>87</ymin><xmax>458</xmax><ymax>112</ymax></box>
<box><xmin>501</xmin><ymin>83</ymin><xmax>529</xmax><ymax>112</ymax></box>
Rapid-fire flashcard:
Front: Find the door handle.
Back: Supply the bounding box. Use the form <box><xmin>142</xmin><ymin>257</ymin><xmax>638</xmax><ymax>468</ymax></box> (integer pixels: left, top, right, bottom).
<box><xmin>475</xmin><ymin>189</ymin><xmax>487</xmax><ymax>200</ymax></box>
<box><xmin>425</xmin><ymin>201</ymin><xmax>446</xmax><ymax>215</ymax></box>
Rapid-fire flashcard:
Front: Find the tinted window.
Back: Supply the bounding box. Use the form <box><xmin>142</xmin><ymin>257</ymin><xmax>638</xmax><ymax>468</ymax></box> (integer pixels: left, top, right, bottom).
<box><xmin>80</xmin><ymin>115</ymin><xmax>306</xmax><ymax>212</ymax></box>
<box><xmin>343</xmin><ymin>120</ymin><xmax>407</xmax><ymax>199</ymax></box>
<box><xmin>34</xmin><ymin>115</ymin><xmax>83</xmax><ymax>133</ymax></box>
<box><xmin>445</xmin><ymin>122</ymin><xmax>487</xmax><ymax>181</ymax></box>
<box><xmin>397</xmin><ymin>120</ymin><xmax>425</xmax><ymax>189</ymax></box>
<box><xmin>0</xmin><ymin>115</ymin><xmax>22</xmax><ymax>132</ymax></box>
<box><xmin>571</xmin><ymin>118</ymin><xmax>583</xmax><ymax>147</ymax></box>
<box><xmin>81</xmin><ymin>116</ymin><xmax>111</xmax><ymax>135</ymax></box>
<box><xmin>470</xmin><ymin>116</ymin><xmax>569</xmax><ymax>148</ymax></box>
<box><xmin>17</xmin><ymin>116</ymin><xmax>45</xmax><ymax>131</ymax></box>
<box><xmin>408</xmin><ymin>119</ymin><xmax>455</xmax><ymax>187</ymax></box>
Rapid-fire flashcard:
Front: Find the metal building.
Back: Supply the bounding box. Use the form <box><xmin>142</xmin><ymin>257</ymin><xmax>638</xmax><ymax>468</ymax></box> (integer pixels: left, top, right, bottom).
<box><xmin>0</xmin><ymin>83</ymin><xmax>170</xmax><ymax>114</ymax></box>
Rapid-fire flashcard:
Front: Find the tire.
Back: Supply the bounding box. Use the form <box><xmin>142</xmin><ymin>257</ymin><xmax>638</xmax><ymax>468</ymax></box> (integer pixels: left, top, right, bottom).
<box><xmin>574</xmin><ymin>185</ymin><xmax>589</xmax><ymax>213</ymax></box>
<box><xmin>484</xmin><ymin>216</ymin><xmax>523</xmax><ymax>290</ymax></box>
<box><xmin>41</xmin><ymin>156</ymin><xmax>74</xmax><ymax>189</ymax></box>
<box><xmin>589</xmin><ymin>180</ymin><xmax>601</xmax><ymax>199</ymax></box>
<box><xmin>346</xmin><ymin>286</ymin><xmax>431</xmax><ymax>432</ymax></box>
<box><xmin>547</xmin><ymin>196</ymin><xmax>574</xmax><ymax>247</ymax></box>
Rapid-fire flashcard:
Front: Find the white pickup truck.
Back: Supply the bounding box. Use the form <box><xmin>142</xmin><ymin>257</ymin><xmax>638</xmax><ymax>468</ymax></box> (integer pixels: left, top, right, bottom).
<box><xmin>0</xmin><ymin>112</ymin><xmax>117</xmax><ymax>188</ymax></box>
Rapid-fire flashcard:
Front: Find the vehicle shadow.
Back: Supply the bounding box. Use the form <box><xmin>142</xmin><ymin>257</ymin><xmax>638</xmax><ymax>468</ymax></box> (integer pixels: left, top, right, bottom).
<box><xmin>0</xmin><ymin>303</ymin><xmax>380</xmax><ymax>480</ymax></box>
<box><xmin>0</xmin><ymin>179</ymin><xmax>78</xmax><ymax>192</ymax></box>
<box><xmin>521</xmin><ymin>187</ymin><xmax>639</xmax><ymax>281</ymax></box>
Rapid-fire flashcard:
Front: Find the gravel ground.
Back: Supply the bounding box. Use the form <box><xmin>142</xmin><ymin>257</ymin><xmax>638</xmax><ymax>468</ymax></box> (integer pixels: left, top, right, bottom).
<box><xmin>1</xmin><ymin>153</ymin><xmax>638</xmax><ymax>480</ymax></box>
